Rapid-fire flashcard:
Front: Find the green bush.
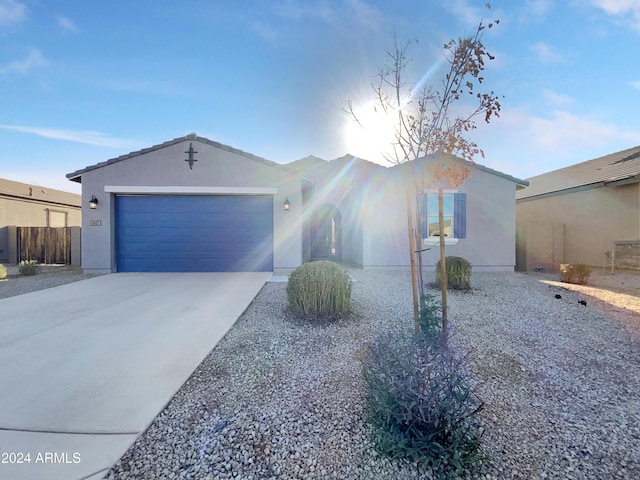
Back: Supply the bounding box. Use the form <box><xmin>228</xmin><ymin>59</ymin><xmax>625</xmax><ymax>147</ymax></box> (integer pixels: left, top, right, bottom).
<box><xmin>559</xmin><ymin>263</ymin><xmax>592</xmax><ymax>285</ymax></box>
<box><xmin>0</xmin><ymin>263</ymin><xmax>6</xmax><ymax>280</ymax></box>
<box><xmin>418</xmin><ymin>293</ymin><xmax>443</xmax><ymax>340</ymax></box>
<box><xmin>363</xmin><ymin>331</ymin><xmax>484</xmax><ymax>474</ymax></box>
<box><xmin>19</xmin><ymin>260</ymin><xmax>39</xmax><ymax>276</ymax></box>
<box><xmin>286</xmin><ymin>260</ymin><xmax>352</xmax><ymax>319</ymax></box>
<box><xmin>435</xmin><ymin>256</ymin><xmax>472</xmax><ymax>290</ymax></box>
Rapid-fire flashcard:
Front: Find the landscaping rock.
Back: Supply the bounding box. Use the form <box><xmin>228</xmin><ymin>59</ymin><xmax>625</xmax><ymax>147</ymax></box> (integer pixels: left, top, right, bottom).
<box><xmin>98</xmin><ymin>270</ymin><xmax>639</xmax><ymax>479</ymax></box>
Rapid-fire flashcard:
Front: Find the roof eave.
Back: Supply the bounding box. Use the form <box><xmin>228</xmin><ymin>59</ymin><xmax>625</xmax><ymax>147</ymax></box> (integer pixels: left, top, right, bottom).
<box><xmin>392</xmin><ymin>154</ymin><xmax>529</xmax><ymax>187</ymax></box>
<box><xmin>604</xmin><ymin>174</ymin><xmax>640</xmax><ymax>188</ymax></box>
<box><xmin>66</xmin><ymin>172</ymin><xmax>82</xmax><ymax>183</ymax></box>
<box><xmin>517</xmin><ymin>180</ymin><xmax>605</xmax><ymax>201</ymax></box>
<box><xmin>518</xmin><ymin>173</ymin><xmax>640</xmax><ymax>201</ymax></box>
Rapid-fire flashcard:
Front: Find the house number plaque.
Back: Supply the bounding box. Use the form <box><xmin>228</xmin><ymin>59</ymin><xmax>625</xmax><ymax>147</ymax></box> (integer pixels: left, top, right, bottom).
<box><xmin>90</xmin><ymin>220</ymin><xmax>102</xmax><ymax>226</ymax></box>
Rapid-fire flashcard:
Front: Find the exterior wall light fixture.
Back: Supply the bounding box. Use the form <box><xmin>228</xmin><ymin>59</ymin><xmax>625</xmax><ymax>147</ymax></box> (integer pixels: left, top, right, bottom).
<box><xmin>89</xmin><ymin>195</ymin><xmax>99</xmax><ymax>209</ymax></box>
<box><xmin>284</xmin><ymin>197</ymin><xmax>290</xmax><ymax>211</ymax></box>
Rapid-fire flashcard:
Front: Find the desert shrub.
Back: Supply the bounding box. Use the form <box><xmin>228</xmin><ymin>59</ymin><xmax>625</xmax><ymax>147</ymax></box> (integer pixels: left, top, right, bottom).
<box><xmin>0</xmin><ymin>263</ymin><xmax>6</xmax><ymax>279</ymax></box>
<box><xmin>19</xmin><ymin>260</ymin><xmax>39</xmax><ymax>276</ymax></box>
<box><xmin>418</xmin><ymin>293</ymin><xmax>443</xmax><ymax>340</ymax></box>
<box><xmin>435</xmin><ymin>256</ymin><xmax>472</xmax><ymax>290</ymax></box>
<box><xmin>559</xmin><ymin>263</ymin><xmax>592</xmax><ymax>285</ymax></box>
<box><xmin>363</xmin><ymin>331</ymin><xmax>484</xmax><ymax>475</ymax></box>
<box><xmin>286</xmin><ymin>260</ymin><xmax>352</xmax><ymax>319</ymax></box>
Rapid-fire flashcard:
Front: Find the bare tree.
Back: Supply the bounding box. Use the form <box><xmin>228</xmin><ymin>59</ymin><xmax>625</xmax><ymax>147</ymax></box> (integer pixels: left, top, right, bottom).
<box><xmin>346</xmin><ymin>11</ymin><xmax>501</xmax><ymax>339</ymax></box>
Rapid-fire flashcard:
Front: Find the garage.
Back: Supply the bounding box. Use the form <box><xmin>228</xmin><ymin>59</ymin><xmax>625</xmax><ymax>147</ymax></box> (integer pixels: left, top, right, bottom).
<box><xmin>115</xmin><ymin>195</ymin><xmax>274</xmax><ymax>272</ymax></box>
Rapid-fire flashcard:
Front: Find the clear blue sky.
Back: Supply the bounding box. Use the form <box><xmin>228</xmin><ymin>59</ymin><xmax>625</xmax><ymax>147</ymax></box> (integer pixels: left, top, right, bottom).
<box><xmin>1</xmin><ymin>0</ymin><xmax>639</xmax><ymax>194</ymax></box>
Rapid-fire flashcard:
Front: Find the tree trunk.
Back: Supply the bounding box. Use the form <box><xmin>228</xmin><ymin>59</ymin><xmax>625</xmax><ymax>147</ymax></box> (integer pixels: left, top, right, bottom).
<box><xmin>438</xmin><ymin>188</ymin><xmax>448</xmax><ymax>346</ymax></box>
<box><xmin>406</xmin><ymin>192</ymin><xmax>420</xmax><ymax>330</ymax></box>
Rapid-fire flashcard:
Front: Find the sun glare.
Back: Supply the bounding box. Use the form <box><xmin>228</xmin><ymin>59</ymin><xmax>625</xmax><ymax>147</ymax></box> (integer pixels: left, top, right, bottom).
<box><xmin>343</xmin><ymin>55</ymin><xmax>447</xmax><ymax>165</ymax></box>
<box><xmin>344</xmin><ymin>100</ymin><xmax>398</xmax><ymax>164</ymax></box>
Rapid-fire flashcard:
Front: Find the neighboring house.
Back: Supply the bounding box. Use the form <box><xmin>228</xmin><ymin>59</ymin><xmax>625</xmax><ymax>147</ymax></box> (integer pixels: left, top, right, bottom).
<box><xmin>66</xmin><ymin>133</ymin><xmax>528</xmax><ymax>274</ymax></box>
<box><xmin>0</xmin><ymin>177</ymin><xmax>81</xmax><ymax>263</ymax></box>
<box><xmin>516</xmin><ymin>145</ymin><xmax>640</xmax><ymax>271</ymax></box>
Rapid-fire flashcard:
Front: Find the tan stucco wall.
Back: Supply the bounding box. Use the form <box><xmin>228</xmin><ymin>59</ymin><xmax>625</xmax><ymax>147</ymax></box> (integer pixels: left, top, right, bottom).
<box><xmin>78</xmin><ymin>140</ymin><xmax>302</xmax><ymax>273</ymax></box>
<box><xmin>516</xmin><ymin>183</ymin><xmax>640</xmax><ymax>270</ymax></box>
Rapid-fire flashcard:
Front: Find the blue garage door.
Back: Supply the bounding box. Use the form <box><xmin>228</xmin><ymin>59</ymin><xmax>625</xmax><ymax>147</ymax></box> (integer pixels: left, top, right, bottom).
<box><xmin>116</xmin><ymin>195</ymin><xmax>273</xmax><ymax>272</ymax></box>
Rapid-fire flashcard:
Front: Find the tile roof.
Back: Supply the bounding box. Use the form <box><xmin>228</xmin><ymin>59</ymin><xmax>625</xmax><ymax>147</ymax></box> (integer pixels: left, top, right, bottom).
<box><xmin>66</xmin><ymin>133</ymin><xmax>283</xmax><ymax>182</ymax></box>
<box><xmin>65</xmin><ymin>133</ymin><xmax>528</xmax><ymax>192</ymax></box>
<box><xmin>0</xmin><ymin>177</ymin><xmax>80</xmax><ymax>207</ymax></box>
<box><xmin>391</xmin><ymin>153</ymin><xmax>529</xmax><ymax>188</ymax></box>
<box><xmin>516</xmin><ymin>145</ymin><xmax>640</xmax><ymax>200</ymax></box>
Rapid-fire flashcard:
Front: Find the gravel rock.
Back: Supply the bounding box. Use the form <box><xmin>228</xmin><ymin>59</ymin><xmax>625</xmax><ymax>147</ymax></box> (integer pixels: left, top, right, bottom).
<box><xmin>103</xmin><ymin>269</ymin><xmax>640</xmax><ymax>479</ymax></box>
<box><xmin>0</xmin><ymin>264</ymin><xmax>98</xmax><ymax>299</ymax></box>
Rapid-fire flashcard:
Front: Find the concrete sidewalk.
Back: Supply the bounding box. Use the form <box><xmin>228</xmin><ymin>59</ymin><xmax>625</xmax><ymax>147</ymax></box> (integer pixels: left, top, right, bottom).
<box><xmin>0</xmin><ymin>272</ymin><xmax>270</xmax><ymax>480</ymax></box>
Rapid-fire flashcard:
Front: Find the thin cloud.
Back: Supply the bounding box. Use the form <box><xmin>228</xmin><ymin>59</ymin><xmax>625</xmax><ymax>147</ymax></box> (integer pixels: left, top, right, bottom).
<box><xmin>0</xmin><ymin>48</ymin><xmax>47</xmax><ymax>75</ymax></box>
<box><xmin>443</xmin><ymin>0</ymin><xmax>483</xmax><ymax>25</ymax></box>
<box><xmin>0</xmin><ymin>125</ymin><xmax>138</xmax><ymax>148</ymax></box>
<box><xmin>629</xmin><ymin>80</ymin><xmax>640</xmax><ymax>90</ymax></box>
<box><xmin>56</xmin><ymin>15</ymin><xmax>80</xmax><ymax>34</ymax></box>
<box><xmin>530</xmin><ymin>41</ymin><xmax>563</xmax><ymax>63</ymax></box>
<box><xmin>248</xmin><ymin>19</ymin><xmax>280</xmax><ymax>42</ymax></box>
<box><xmin>93</xmin><ymin>77</ymin><xmax>195</xmax><ymax>97</ymax></box>
<box><xmin>590</xmin><ymin>0</ymin><xmax>640</xmax><ymax>15</ymax></box>
<box><xmin>542</xmin><ymin>89</ymin><xmax>574</xmax><ymax>107</ymax></box>
<box><xmin>0</xmin><ymin>0</ymin><xmax>26</xmax><ymax>28</ymax></box>
<box><xmin>522</xmin><ymin>0</ymin><xmax>554</xmax><ymax>20</ymax></box>
<box><xmin>274</xmin><ymin>0</ymin><xmax>334</xmax><ymax>22</ymax></box>
<box><xmin>471</xmin><ymin>107</ymin><xmax>640</xmax><ymax>178</ymax></box>
<box><xmin>529</xmin><ymin>110</ymin><xmax>640</xmax><ymax>153</ymax></box>
<box><xmin>273</xmin><ymin>0</ymin><xmax>382</xmax><ymax>29</ymax></box>
<box><xmin>589</xmin><ymin>0</ymin><xmax>640</xmax><ymax>30</ymax></box>
<box><xmin>344</xmin><ymin>0</ymin><xmax>384</xmax><ymax>30</ymax></box>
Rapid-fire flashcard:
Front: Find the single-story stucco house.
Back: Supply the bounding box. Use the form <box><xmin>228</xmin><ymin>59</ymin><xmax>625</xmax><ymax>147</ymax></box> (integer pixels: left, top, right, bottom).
<box><xmin>66</xmin><ymin>133</ymin><xmax>528</xmax><ymax>274</ymax></box>
<box><xmin>516</xmin><ymin>145</ymin><xmax>640</xmax><ymax>272</ymax></box>
<box><xmin>0</xmin><ymin>177</ymin><xmax>81</xmax><ymax>264</ymax></box>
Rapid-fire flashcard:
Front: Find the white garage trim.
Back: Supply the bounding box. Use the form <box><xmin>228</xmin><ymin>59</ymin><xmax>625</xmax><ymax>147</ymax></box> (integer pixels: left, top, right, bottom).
<box><xmin>104</xmin><ymin>186</ymin><xmax>278</xmax><ymax>195</ymax></box>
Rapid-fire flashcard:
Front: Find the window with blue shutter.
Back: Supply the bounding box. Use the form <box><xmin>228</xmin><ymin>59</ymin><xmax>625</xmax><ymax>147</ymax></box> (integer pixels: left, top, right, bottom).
<box><xmin>454</xmin><ymin>193</ymin><xmax>466</xmax><ymax>239</ymax></box>
<box><xmin>420</xmin><ymin>192</ymin><xmax>466</xmax><ymax>239</ymax></box>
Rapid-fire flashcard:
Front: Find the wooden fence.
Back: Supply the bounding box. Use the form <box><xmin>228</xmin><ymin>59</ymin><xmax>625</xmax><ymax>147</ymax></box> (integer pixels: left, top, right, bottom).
<box><xmin>17</xmin><ymin>227</ymin><xmax>72</xmax><ymax>264</ymax></box>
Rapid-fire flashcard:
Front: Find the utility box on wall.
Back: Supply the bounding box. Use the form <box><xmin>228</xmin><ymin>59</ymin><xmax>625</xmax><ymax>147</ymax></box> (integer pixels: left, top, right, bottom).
<box><xmin>615</xmin><ymin>240</ymin><xmax>640</xmax><ymax>270</ymax></box>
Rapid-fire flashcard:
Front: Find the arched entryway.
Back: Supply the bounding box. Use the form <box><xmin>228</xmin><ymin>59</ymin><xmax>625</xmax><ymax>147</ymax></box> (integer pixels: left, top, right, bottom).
<box><xmin>309</xmin><ymin>204</ymin><xmax>342</xmax><ymax>261</ymax></box>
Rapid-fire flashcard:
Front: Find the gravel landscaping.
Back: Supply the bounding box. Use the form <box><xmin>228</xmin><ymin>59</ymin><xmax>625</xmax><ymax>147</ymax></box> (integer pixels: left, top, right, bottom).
<box><xmin>101</xmin><ymin>269</ymin><xmax>640</xmax><ymax>480</ymax></box>
<box><xmin>0</xmin><ymin>264</ymin><xmax>98</xmax><ymax>299</ymax></box>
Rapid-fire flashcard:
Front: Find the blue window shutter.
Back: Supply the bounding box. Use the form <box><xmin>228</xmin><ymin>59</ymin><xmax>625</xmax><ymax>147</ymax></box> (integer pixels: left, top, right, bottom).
<box><xmin>454</xmin><ymin>193</ymin><xmax>466</xmax><ymax>239</ymax></box>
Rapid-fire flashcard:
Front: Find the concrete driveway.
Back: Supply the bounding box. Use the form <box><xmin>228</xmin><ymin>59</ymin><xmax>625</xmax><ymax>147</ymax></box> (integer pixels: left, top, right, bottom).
<box><xmin>0</xmin><ymin>272</ymin><xmax>271</xmax><ymax>480</ymax></box>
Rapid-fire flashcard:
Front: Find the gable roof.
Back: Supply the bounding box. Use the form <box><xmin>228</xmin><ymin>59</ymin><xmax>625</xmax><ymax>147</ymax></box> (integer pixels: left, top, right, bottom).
<box><xmin>517</xmin><ymin>145</ymin><xmax>640</xmax><ymax>200</ymax></box>
<box><xmin>329</xmin><ymin>154</ymin><xmax>385</xmax><ymax>174</ymax></box>
<box><xmin>285</xmin><ymin>154</ymin><xmax>384</xmax><ymax>175</ymax></box>
<box><xmin>391</xmin><ymin>153</ymin><xmax>529</xmax><ymax>188</ymax></box>
<box><xmin>66</xmin><ymin>133</ymin><xmax>283</xmax><ymax>183</ymax></box>
<box><xmin>284</xmin><ymin>154</ymin><xmax>386</xmax><ymax>187</ymax></box>
<box><xmin>285</xmin><ymin>155</ymin><xmax>327</xmax><ymax>173</ymax></box>
<box><xmin>0</xmin><ymin>177</ymin><xmax>80</xmax><ymax>207</ymax></box>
